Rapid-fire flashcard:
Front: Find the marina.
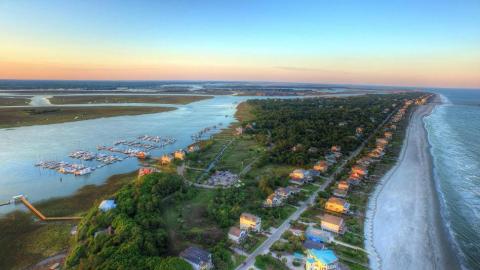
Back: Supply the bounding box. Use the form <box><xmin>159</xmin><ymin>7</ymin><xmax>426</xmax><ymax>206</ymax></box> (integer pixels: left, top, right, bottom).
<box><xmin>0</xmin><ymin>95</ymin><xmax>253</xmax><ymax>215</ymax></box>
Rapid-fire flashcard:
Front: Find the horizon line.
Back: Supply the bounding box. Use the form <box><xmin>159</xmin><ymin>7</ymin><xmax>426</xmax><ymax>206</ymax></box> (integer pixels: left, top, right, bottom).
<box><xmin>0</xmin><ymin>78</ymin><xmax>479</xmax><ymax>91</ymax></box>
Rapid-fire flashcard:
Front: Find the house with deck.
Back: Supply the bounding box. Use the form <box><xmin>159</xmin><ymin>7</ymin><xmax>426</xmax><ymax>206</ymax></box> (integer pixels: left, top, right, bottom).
<box><xmin>305</xmin><ymin>248</ymin><xmax>339</xmax><ymax>270</ymax></box>
<box><xmin>325</xmin><ymin>197</ymin><xmax>350</xmax><ymax>213</ymax></box>
<box><xmin>305</xmin><ymin>226</ymin><xmax>333</xmax><ymax>243</ymax></box>
<box><xmin>264</xmin><ymin>193</ymin><xmax>283</xmax><ymax>207</ymax></box>
<box><xmin>240</xmin><ymin>213</ymin><xmax>261</xmax><ymax>232</ymax></box>
<box><xmin>319</xmin><ymin>214</ymin><xmax>345</xmax><ymax>234</ymax></box>
<box><xmin>275</xmin><ymin>186</ymin><xmax>300</xmax><ymax>199</ymax></box>
<box><xmin>228</xmin><ymin>226</ymin><xmax>247</xmax><ymax>244</ymax></box>
<box><xmin>159</xmin><ymin>154</ymin><xmax>173</xmax><ymax>165</ymax></box>
<box><xmin>333</xmin><ymin>188</ymin><xmax>348</xmax><ymax>198</ymax></box>
<box><xmin>174</xmin><ymin>150</ymin><xmax>186</xmax><ymax>160</ymax></box>
<box><xmin>351</xmin><ymin>165</ymin><xmax>368</xmax><ymax>177</ymax></box>
<box><xmin>180</xmin><ymin>246</ymin><xmax>213</xmax><ymax>270</ymax></box>
<box><xmin>313</xmin><ymin>160</ymin><xmax>328</xmax><ymax>173</ymax></box>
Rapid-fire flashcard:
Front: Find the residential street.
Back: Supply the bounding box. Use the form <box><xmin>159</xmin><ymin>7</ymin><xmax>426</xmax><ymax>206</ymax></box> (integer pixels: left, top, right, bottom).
<box><xmin>236</xmin><ymin>108</ymin><xmax>396</xmax><ymax>270</ymax></box>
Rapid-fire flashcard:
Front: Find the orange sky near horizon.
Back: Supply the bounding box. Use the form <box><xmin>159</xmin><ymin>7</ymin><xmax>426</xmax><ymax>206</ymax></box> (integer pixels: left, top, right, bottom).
<box><xmin>1</xmin><ymin>55</ymin><xmax>479</xmax><ymax>88</ymax></box>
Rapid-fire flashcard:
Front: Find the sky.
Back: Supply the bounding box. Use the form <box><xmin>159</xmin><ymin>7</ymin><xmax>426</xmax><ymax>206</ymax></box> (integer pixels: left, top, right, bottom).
<box><xmin>0</xmin><ymin>0</ymin><xmax>479</xmax><ymax>88</ymax></box>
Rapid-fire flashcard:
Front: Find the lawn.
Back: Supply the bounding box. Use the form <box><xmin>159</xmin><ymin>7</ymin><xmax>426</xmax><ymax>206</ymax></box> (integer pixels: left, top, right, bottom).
<box><xmin>160</xmin><ymin>189</ymin><xmax>225</xmax><ymax>255</ymax></box>
<box><xmin>217</xmin><ymin>136</ymin><xmax>264</xmax><ymax>173</ymax></box>
<box><xmin>254</xmin><ymin>254</ymin><xmax>289</xmax><ymax>270</ymax></box>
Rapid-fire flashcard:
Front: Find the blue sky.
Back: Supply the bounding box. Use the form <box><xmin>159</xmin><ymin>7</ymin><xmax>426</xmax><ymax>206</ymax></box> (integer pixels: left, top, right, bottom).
<box><xmin>1</xmin><ymin>0</ymin><xmax>479</xmax><ymax>87</ymax></box>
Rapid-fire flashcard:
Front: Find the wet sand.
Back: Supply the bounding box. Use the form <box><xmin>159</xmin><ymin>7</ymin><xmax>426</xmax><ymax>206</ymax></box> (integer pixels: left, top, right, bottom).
<box><xmin>365</xmin><ymin>95</ymin><xmax>460</xmax><ymax>270</ymax></box>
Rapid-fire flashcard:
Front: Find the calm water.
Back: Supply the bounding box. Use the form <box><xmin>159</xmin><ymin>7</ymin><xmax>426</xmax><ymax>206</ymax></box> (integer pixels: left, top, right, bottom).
<box><xmin>0</xmin><ymin>96</ymin><xmax>258</xmax><ymax>215</ymax></box>
<box><xmin>425</xmin><ymin>89</ymin><xmax>480</xmax><ymax>269</ymax></box>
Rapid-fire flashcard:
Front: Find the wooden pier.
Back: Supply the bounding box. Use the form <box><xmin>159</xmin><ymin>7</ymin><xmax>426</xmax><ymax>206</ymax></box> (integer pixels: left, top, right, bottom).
<box><xmin>16</xmin><ymin>195</ymin><xmax>82</xmax><ymax>221</ymax></box>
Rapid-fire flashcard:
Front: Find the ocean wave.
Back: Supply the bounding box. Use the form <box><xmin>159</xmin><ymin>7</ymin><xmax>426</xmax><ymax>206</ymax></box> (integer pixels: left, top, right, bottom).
<box><xmin>425</xmin><ymin>103</ymin><xmax>480</xmax><ymax>269</ymax></box>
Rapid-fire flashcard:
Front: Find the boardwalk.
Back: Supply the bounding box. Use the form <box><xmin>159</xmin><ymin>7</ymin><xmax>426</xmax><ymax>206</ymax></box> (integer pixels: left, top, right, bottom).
<box><xmin>18</xmin><ymin>196</ymin><xmax>81</xmax><ymax>221</ymax></box>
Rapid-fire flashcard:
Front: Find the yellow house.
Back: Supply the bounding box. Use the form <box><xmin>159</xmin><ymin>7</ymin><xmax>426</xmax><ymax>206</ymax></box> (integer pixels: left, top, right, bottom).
<box><xmin>174</xmin><ymin>150</ymin><xmax>186</xmax><ymax>160</ymax></box>
<box><xmin>320</xmin><ymin>214</ymin><xmax>345</xmax><ymax>234</ymax></box>
<box><xmin>159</xmin><ymin>155</ymin><xmax>173</xmax><ymax>165</ymax></box>
<box><xmin>239</xmin><ymin>213</ymin><xmax>261</xmax><ymax>232</ymax></box>
<box><xmin>289</xmin><ymin>169</ymin><xmax>306</xmax><ymax>180</ymax></box>
<box><xmin>325</xmin><ymin>197</ymin><xmax>350</xmax><ymax>213</ymax></box>
<box><xmin>305</xmin><ymin>248</ymin><xmax>339</xmax><ymax>270</ymax></box>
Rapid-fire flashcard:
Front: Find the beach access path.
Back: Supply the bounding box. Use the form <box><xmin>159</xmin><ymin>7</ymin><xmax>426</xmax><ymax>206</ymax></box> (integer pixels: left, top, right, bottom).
<box><xmin>364</xmin><ymin>95</ymin><xmax>460</xmax><ymax>270</ymax></box>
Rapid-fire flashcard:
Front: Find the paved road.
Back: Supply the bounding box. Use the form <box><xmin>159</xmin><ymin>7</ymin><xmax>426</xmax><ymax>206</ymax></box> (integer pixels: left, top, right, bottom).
<box><xmin>236</xmin><ymin>108</ymin><xmax>398</xmax><ymax>270</ymax></box>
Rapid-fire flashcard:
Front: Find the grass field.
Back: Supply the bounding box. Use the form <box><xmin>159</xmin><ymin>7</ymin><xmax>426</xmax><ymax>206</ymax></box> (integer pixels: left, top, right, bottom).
<box><xmin>0</xmin><ymin>106</ymin><xmax>175</xmax><ymax>128</ymax></box>
<box><xmin>160</xmin><ymin>189</ymin><xmax>224</xmax><ymax>255</ymax></box>
<box><xmin>0</xmin><ymin>96</ymin><xmax>31</xmax><ymax>106</ymax></box>
<box><xmin>48</xmin><ymin>95</ymin><xmax>212</xmax><ymax>105</ymax></box>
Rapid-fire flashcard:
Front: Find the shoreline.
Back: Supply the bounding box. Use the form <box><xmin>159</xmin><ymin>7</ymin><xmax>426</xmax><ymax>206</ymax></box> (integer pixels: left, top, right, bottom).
<box><xmin>364</xmin><ymin>94</ymin><xmax>460</xmax><ymax>270</ymax></box>
<box><xmin>0</xmin><ymin>106</ymin><xmax>176</xmax><ymax>129</ymax></box>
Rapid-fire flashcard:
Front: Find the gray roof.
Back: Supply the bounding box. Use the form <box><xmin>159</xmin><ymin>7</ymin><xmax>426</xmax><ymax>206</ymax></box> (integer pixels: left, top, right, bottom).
<box><xmin>180</xmin><ymin>246</ymin><xmax>211</xmax><ymax>265</ymax></box>
<box><xmin>303</xmin><ymin>239</ymin><xmax>325</xmax><ymax>250</ymax></box>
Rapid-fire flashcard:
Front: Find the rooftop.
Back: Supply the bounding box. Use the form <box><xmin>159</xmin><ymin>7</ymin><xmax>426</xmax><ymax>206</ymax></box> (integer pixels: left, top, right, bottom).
<box><xmin>309</xmin><ymin>249</ymin><xmax>338</xmax><ymax>265</ymax></box>
<box><xmin>241</xmin><ymin>212</ymin><xmax>260</xmax><ymax>222</ymax></box>
<box><xmin>228</xmin><ymin>226</ymin><xmax>243</xmax><ymax>237</ymax></box>
<box><xmin>180</xmin><ymin>246</ymin><xmax>211</xmax><ymax>265</ymax></box>
<box><xmin>327</xmin><ymin>197</ymin><xmax>347</xmax><ymax>206</ymax></box>
<box><xmin>320</xmin><ymin>214</ymin><xmax>344</xmax><ymax>226</ymax></box>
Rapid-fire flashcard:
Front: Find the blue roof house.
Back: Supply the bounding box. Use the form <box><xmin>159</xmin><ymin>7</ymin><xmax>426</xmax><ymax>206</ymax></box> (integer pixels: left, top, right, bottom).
<box><xmin>305</xmin><ymin>248</ymin><xmax>338</xmax><ymax>270</ymax></box>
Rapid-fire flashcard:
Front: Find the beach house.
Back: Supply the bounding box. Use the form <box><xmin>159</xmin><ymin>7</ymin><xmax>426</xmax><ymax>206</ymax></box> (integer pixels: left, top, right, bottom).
<box><xmin>98</xmin><ymin>200</ymin><xmax>116</xmax><ymax>212</ymax></box>
<box><xmin>325</xmin><ymin>197</ymin><xmax>350</xmax><ymax>213</ymax></box>
<box><xmin>351</xmin><ymin>165</ymin><xmax>368</xmax><ymax>177</ymax></box>
<box><xmin>228</xmin><ymin>226</ymin><xmax>247</xmax><ymax>244</ymax></box>
<box><xmin>376</xmin><ymin>138</ymin><xmax>389</xmax><ymax>147</ymax></box>
<box><xmin>138</xmin><ymin>167</ymin><xmax>158</xmax><ymax>178</ymax></box>
<box><xmin>159</xmin><ymin>154</ymin><xmax>173</xmax><ymax>165</ymax></box>
<box><xmin>313</xmin><ymin>160</ymin><xmax>328</xmax><ymax>173</ymax></box>
<box><xmin>264</xmin><ymin>193</ymin><xmax>282</xmax><ymax>207</ymax></box>
<box><xmin>290</xmin><ymin>169</ymin><xmax>306</xmax><ymax>180</ymax></box>
<box><xmin>305</xmin><ymin>248</ymin><xmax>339</xmax><ymax>270</ymax></box>
<box><xmin>337</xmin><ymin>181</ymin><xmax>349</xmax><ymax>190</ymax></box>
<box><xmin>319</xmin><ymin>214</ymin><xmax>345</xmax><ymax>234</ymax></box>
<box><xmin>188</xmin><ymin>144</ymin><xmax>200</xmax><ymax>153</ymax></box>
<box><xmin>275</xmin><ymin>186</ymin><xmax>299</xmax><ymax>199</ymax></box>
<box><xmin>333</xmin><ymin>188</ymin><xmax>348</xmax><ymax>198</ymax></box>
<box><xmin>174</xmin><ymin>150</ymin><xmax>186</xmax><ymax>160</ymax></box>
<box><xmin>180</xmin><ymin>246</ymin><xmax>213</xmax><ymax>270</ymax></box>
<box><xmin>240</xmin><ymin>213</ymin><xmax>261</xmax><ymax>232</ymax></box>
<box><xmin>303</xmin><ymin>239</ymin><xmax>325</xmax><ymax>250</ymax></box>
<box><xmin>305</xmin><ymin>226</ymin><xmax>333</xmax><ymax>243</ymax></box>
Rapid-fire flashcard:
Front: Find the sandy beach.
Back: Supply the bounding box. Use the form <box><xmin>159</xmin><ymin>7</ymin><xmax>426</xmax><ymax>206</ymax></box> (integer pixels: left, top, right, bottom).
<box><xmin>364</xmin><ymin>95</ymin><xmax>460</xmax><ymax>270</ymax></box>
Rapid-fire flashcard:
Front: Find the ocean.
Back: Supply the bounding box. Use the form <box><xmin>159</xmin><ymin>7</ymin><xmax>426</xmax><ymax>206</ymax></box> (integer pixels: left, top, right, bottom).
<box><xmin>425</xmin><ymin>89</ymin><xmax>480</xmax><ymax>269</ymax></box>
